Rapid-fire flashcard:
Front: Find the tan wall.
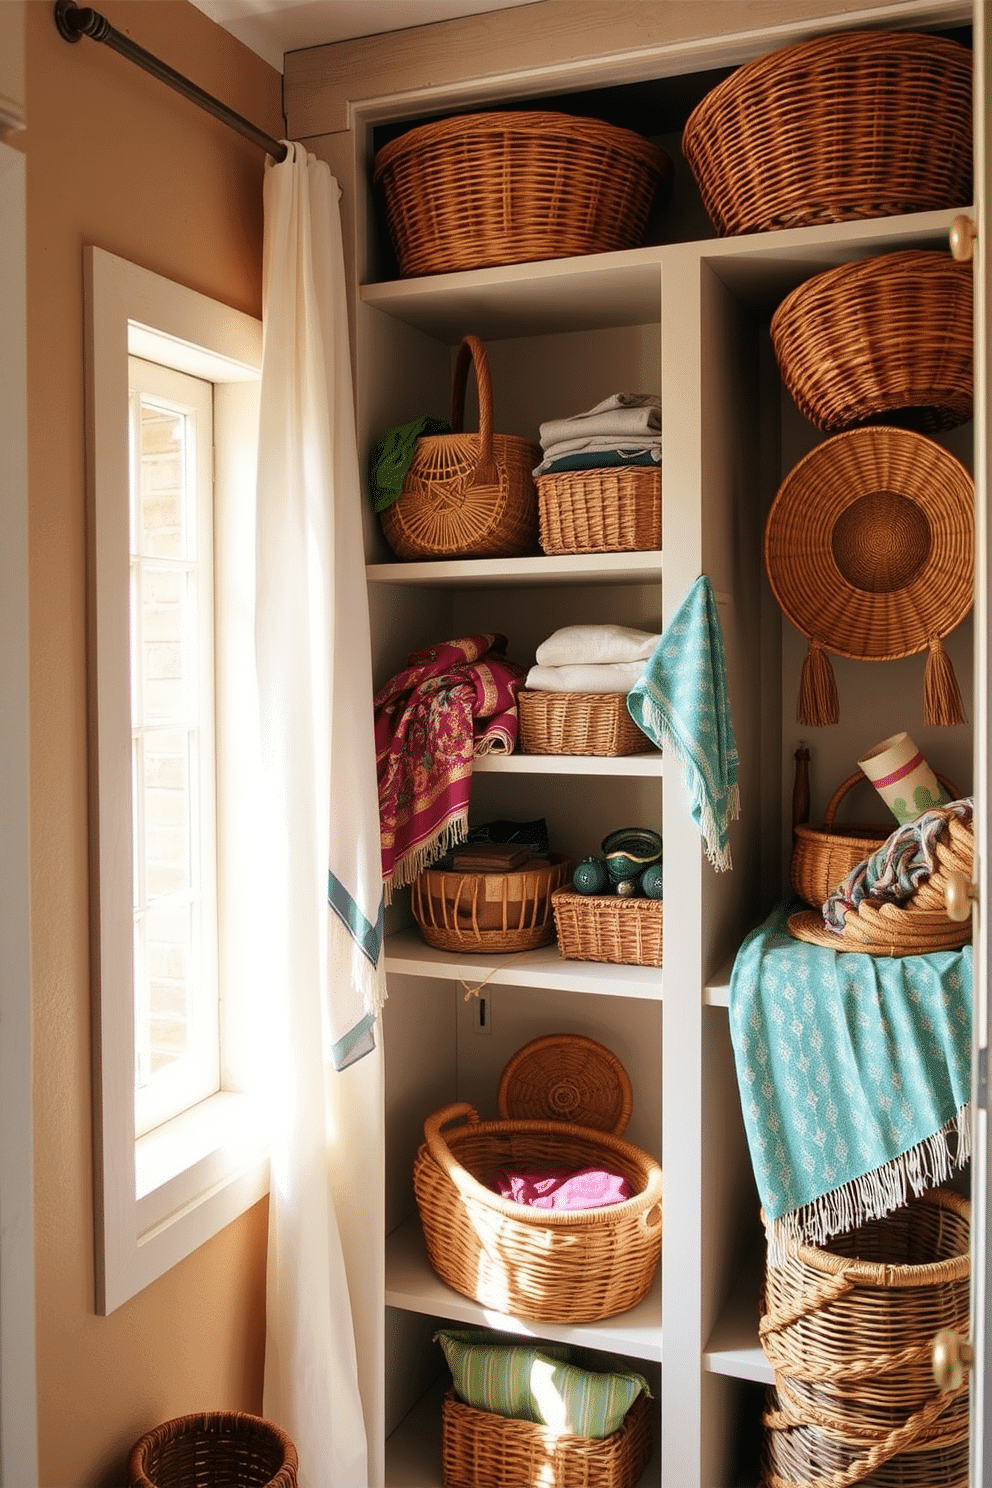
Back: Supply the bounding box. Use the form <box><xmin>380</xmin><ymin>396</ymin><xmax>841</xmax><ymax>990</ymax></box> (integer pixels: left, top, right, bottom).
<box><xmin>24</xmin><ymin>5</ymin><xmax>283</xmax><ymax>1483</ymax></box>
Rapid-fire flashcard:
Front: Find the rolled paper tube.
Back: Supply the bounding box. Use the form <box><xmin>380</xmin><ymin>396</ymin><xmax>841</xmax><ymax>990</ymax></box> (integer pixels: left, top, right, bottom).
<box><xmin>858</xmin><ymin>731</ymin><xmax>951</xmax><ymax>825</ymax></box>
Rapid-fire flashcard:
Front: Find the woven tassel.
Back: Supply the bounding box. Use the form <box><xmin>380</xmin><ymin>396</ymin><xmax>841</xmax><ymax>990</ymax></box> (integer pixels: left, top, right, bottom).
<box><xmin>797</xmin><ymin>637</ymin><xmax>838</xmax><ymax>727</ymax></box>
<box><xmin>924</xmin><ymin>635</ymin><xmax>966</xmax><ymax>726</ymax></box>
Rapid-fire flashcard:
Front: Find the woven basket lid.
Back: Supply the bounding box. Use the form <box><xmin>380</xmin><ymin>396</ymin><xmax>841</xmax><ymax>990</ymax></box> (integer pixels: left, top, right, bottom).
<box><xmin>764</xmin><ymin>427</ymin><xmax>974</xmax><ymax>663</ymax></box>
<box><xmin>496</xmin><ymin>1033</ymin><xmax>633</xmax><ymax>1134</ymax></box>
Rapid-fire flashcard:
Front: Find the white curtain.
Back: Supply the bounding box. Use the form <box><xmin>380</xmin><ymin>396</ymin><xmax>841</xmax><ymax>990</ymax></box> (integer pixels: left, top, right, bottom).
<box><xmin>254</xmin><ymin>141</ymin><xmax>387</xmax><ymax>1488</ymax></box>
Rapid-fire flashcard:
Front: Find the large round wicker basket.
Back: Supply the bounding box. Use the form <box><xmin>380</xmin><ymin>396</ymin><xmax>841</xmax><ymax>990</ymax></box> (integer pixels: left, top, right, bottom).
<box><xmin>373</xmin><ymin>110</ymin><xmax>672</xmax><ymax>277</ymax></box>
<box><xmin>759</xmin><ymin>1190</ymin><xmax>971</xmax><ymax>1488</ymax></box>
<box><xmin>413</xmin><ymin>1101</ymin><xmax>663</xmax><ymax>1322</ymax></box>
<box><xmin>128</xmin><ymin>1413</ymin><xmax>298</xmax><ymax>1488</ymax></box>
<box><xmin>770</xmin><ymin>251</ymin><xmax>974</xmax><ymax>435</ymax></box>
<box><xmin>379</xmin><ymin>335</ymin><xmax>539</xmax><ymax>560</ymax></box>
<box><xmin>682</xmin><ymin>30</ymin><xmax>972</xmax><ymax>236</ymax></box>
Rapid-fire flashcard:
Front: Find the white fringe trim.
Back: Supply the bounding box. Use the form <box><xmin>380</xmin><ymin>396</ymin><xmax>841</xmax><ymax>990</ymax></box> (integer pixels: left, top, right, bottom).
<box><xmin>765</xmin><ymin>1105</ymin><xmax>972</xmax><ymax>1266</ymax></box>
<box><xmin>382</xmin><ymin>812</ymin><xmax>469</xmax><ymax>905</ymax></box>
<box><xmin>328</xmin><ymin>910</ymin><xmax>388</xmax><ymax>1018</ymax></box>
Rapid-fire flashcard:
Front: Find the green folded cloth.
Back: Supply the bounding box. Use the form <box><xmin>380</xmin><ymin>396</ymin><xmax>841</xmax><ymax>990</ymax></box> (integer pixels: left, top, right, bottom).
<box><xmin>369</xmin><ymin>415</ymin><xmax>450</xmax><ymax>512</ymax></box>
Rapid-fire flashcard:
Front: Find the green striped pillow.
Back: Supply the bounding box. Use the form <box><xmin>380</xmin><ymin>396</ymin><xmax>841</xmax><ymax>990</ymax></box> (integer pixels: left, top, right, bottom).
<box><xmin>434</xmin><ymin>1330</ymin><xmax>650</xmax><ymax>1439</ymax></box>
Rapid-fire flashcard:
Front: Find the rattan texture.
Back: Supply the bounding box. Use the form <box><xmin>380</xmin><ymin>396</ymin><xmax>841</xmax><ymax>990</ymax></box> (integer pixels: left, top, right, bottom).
<box><xmin>518</xmin><ymin>691</ymin><xmax>655</xmax><ymax>757</ymax></box>
<box><xmin>441</xmin><ymin>1387</ymin><xmax>653</xmax><ymax>1488</ymax></box>
<box><xmin>373</xmin><ymin>110</ymin><xmax>672</xmax><ymax>277</ymax></box>
<box><xmin>788</xmin><ymin>815</ymin><xmax>973</xmax><ymax>957</ymax></box>
<box><xmin>380</xmin><ymin>334</ymin><xmax>540</xmax><ymax>560</ymax></box>
<box><xmin>410</xmin><ymin>855</ymin><xmax>571</xmax><ymax>954</ymax></box>
<box><xmin>537</xmin><ymin>467</ymin><xmax>662</xmax><ymax>554</ymax></box>
<box><xmin>759</xmin><ymin>1190</ymin><xmax>970</xmax><ymax>1488</ymax></box>
<box><xmin>791</xmin><ymin>770</ymin><xmax>958</xmax><ymax>910</ymax></box>
<box><xmin>770</xmin><ymin>251</ymin><xmax>974</xmax><ymax>435</ymax></box>
<box><xmin>127</xmin><ymin>1412</ymin><xmax>298</xmax><ymax>1488</ymax></box>
<box><xmin>496</xmin><ymin>1033</ymin><xmax>634</xmax><ymax>1134</ymax></box>
<box><xmin>552</xmin><ymin>890</ymin><xmax>663</xmax><ymax>968</ymax></box>
<box><xmin>413</xmin><ymin>1102</ymin><xmax>663</xmax><ymax>1322</ymax></box>
<box><xmin>681</xmin><ymin>30</ymin><xmax>972</xmax><ymax>236</ymax></box>
<box><xmin>764</xmin><ymin>427</ymin><xmax>974</xmax><ymax>663</ymax></box>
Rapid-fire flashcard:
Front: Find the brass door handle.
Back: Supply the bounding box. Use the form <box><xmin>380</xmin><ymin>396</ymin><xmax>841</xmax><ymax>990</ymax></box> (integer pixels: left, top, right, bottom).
<box><xmin>944</xmin><ymin>870</ymin><xmax>977</xmax><ymax>923</ymax></box>
<box><xmin>932</xmin><ymin>1328</ymin><xmax>974</xmax><ymax>1391</ymax></box>
<box><xmin>950</xmin><ymin>214</ymin><xmax>976</xmax><ymax>262</ymax></box>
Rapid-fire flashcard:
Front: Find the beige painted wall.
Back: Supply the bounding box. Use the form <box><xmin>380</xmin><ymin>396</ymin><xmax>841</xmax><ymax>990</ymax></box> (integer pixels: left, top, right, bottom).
<box><xmin>24</xmin><ymin>5</ymin><xmax>283</xmax><ymax>1482</ymax></box>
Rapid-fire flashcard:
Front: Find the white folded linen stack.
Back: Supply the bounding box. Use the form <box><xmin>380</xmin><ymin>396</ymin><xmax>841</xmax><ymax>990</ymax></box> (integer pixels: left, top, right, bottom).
<box><xmin>534</xmin><ymin>392</ymin><xmax>663</xmax><ymax>476</ymax></box>
<box><xmin>524</xmin><ymin>624</ymin><xmax>661</xmax><ymax>694</ymax></box>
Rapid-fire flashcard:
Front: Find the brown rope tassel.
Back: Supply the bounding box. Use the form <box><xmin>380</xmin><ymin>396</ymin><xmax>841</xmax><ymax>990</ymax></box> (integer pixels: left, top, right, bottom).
<box><xmin>797</xmin><ymin>637</ymin><xmax>839</xmax><ymax>727</ymax></box>
<box><xmin>924</xmin><ymin>635</ymin><xmax>967</xmax><ymax>726</ymax></box>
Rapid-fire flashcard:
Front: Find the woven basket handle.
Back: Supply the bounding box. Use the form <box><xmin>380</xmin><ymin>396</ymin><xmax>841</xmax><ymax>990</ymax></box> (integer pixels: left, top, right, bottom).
<box><xmin>822</xmin><ymin>770</ymin><xmax>959</xmax><ymax>829</ymax></box>
<box><xmin>450</xmin><ymin>334</ymin><xmax>498</xmax><ymax>488</ymax></box>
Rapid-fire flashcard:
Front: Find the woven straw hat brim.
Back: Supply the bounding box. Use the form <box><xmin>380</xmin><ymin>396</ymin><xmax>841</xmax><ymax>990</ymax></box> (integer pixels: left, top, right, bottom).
<box><xmin>788</xmin><ymin>906</ymin><xmax>971</xmax><ymax>956</ymax></box>
<box><xmin>764</xmin><ymin>427</ymin><xmax>974</xmax><ymax>662</ymax></box>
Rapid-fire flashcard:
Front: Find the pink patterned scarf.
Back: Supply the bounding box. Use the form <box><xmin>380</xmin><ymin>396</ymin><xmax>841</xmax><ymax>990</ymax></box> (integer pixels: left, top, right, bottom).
<box><xmin>374</xmin><ymin>634</ymin><xmax>524</xmax><ymax>898</ymax></box>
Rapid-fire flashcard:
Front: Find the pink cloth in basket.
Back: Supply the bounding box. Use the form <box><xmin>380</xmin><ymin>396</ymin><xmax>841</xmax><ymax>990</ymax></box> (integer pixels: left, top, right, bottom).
<box><xmin>490</xmin><ymin>1165</ymin><xmax>631</xmax><ymax>1210</ymax></box>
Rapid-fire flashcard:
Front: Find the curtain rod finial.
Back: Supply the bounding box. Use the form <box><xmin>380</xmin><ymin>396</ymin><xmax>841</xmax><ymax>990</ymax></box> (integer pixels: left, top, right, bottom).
<box><xmin>55</xmin><ymin>0</ymin><xmax>107</xmax><ymax>44</ymax></box>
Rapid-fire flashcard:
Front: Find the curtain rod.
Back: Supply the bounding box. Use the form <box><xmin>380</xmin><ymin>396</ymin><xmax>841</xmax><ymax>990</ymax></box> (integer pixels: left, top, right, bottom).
<box><xmin>53</xmin><ymin>0</ymin><xmax>288</xmax><ymax>162</ymax></box>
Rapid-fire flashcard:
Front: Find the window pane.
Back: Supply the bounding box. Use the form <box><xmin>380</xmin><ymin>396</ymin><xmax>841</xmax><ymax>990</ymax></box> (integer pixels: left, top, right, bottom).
<box><xmin>141</xmin><ymin>729</ymin><xmax>192</xmax><ymax>901</ymax></box>
<box><xmin>137</xmin><ymin>564</ymin><xmax>194</xmax><ymax>723</ymax></box>
<box><xmin>137</xmin><ymin>404</ymin><xmax>191</xmax><ymax>560</ymax></box>
<box><xmin>138</xmin><ymin>901</ymin><xmax>194</xmax><ymax>1081</ymax></box>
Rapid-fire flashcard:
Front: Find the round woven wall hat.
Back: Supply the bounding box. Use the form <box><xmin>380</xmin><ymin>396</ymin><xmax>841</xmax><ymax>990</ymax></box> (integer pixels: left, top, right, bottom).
<box><xmin>764</xmin><ymin>427</ymin><xmax>973</xmax><ymax>726</ymax></box>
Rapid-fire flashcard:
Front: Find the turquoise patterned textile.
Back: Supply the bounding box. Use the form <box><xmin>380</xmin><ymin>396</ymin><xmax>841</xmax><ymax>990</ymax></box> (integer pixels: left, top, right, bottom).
<box><xmin>626</xmin><ymin>574</ymin><xmax>739</xmax><ymax>870</ymax></box>
<box><xmin>729</xmin><ymin>903</ymin><xmax>971</xmax><ymax>1249</ymax></box>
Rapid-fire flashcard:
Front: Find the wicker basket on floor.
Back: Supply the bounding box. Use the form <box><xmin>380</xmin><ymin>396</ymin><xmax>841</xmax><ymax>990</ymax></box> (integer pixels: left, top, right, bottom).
<box><xmin>552</xmin><ymin>889</ymin><xmax>663</xmax><ymax>968</ymax></box>
<box><xmin>441</xmin><ymin>1387</ymin><xmax>653</xmax><ymax>1488</ymax></box>
<box><xmin>682</xmin><ymin>30</ymin><xmax>972</xmax><ymax>236</ymax></box>
<box><xmin>518</xmin><ymin>690</ymin><xmax>654</xmax><ymax>757</ymax></box>
<box><xmin>537</xmin><ymin>466</ymin><xmax>662</xmax><ymax>554</ymax></box>
<box><xmin>759</xmin><ymin>1189</ymin><xmax>971</xmax><ymax>1488</ymax></box>
<box><xmin>413</xmin><ymin>1100</ymin><xmax>663</xmax><ymax>1322</ymax></box>
<box><xmin>410</xmin><ymin>854</ymin><xmax>571</xmax><ymax>954</ymax></box>
<box><xmin>128</xmin><ymin>1412</ymin><xmax>298</xmax><ymax>1488</ymax></box>
<box><xmin>770</xmin><ymin>251</ymin><xmax>974</xmax><ymax>435</ymax></box>
<box><xmin>373</xmin><ymin>110</ymin><xmax>672</xmax><ymax>278</ymax></box>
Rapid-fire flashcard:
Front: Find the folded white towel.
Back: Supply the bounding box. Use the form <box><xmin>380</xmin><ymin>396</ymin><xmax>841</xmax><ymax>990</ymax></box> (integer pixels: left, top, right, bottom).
<box><xmin>536</xmin><ymin>624</ymin><xmax>661</xmax><ymax>668</ymax></box>
<box><xmin>538</xmin><ymin>393</ymin><xmax>662</xmax><ymax>450</ymax></box>
<box><xmin>525</xmin><ymin>660</ymin><xmax>648</xmax><ymax>694</ymax></box>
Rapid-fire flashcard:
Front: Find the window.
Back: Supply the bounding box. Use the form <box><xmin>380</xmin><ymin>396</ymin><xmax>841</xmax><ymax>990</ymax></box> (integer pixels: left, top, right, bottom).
<box><xmin>86</xmin><ymin>247</ymin><xmax>267</xmax><ymax>1314</ymax></box>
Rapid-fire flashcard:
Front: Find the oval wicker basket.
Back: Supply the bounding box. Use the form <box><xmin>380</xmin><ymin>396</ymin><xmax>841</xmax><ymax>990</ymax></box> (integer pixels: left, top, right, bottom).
<box><xmin>788</xmin><ymin>813</ymin><xmax>974</xmax><ymax>956</ymax></box>
<box><xmin>128</xmin><ymin>1413</ymin><xmax>298</xmax><ymax>1488</ymax></box>
<box><xmin>791</xmin><ymin>770</ymin><xmax>958</xmax><ymax>909</ymax></box>
<box><xmin>759</xmin><ymin>1189</ymin><xmax>971</xmax><ymax>1487</ymax></box>
<box><xmin>518</xmin><ymin>689</ymin><xmax>654</xmax><ymax>757</ymax></box>
<box><xmin>380</xmin><ymin>335</ymin><xmax>540</xmax><ymax>560</ymax></box>
<box><xmin>496</xmin><ymin>1032</ymin><xmax>634</xmax><ymax>1134</ymax></box>
<box><xmin>537</xmin><ymin>466</ymin><xmax>662</xmax><ymax>554</ymax></box>
<box><xmin>373</xmin><ymin>110</ymin><xmax>672</xmax><ymax>278</ymax></box>
<box><xmin>413</xmin><ymin>1101</ymin><xmax>663</xmax><ymax>1322</ymax></box>
<box><xmin>682</xmin><ymin>30</ymin><xmax>972</xmax><ymax>236</ymax></box>
<box><xmin>770</xmin><ymin>251</ymin><xmax>974</xmax><ymax>435</ymax></box>
<box><xmin>410</xmin><ymin>853</ymin><xmax>571</xmax><ymax>954</ymax></box>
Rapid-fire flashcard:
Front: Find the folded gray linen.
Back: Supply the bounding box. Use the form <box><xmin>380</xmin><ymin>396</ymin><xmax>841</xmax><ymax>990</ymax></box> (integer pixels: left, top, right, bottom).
<box><xmin>538</xmin><ymin>392</ymin><xmax>662</xmax><ymax>451</ymax></box>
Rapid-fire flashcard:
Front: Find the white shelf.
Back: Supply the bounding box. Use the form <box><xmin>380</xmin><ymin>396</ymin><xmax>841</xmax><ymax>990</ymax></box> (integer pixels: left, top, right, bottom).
<box><xmin>366</xmin><ymin>550</ymin><xmax>663</xmax><ymax>588</ymax></box>
<box><xmin>474</xmin><ymin>751</ymin><xmax>662</xmax><ymax>776</ymax></box>
<box><xmin>703</xmin><ymin>1273</ymin><xmax>772</xmax><ymax>1387</ymax></box>
<box><xmin>384</xmin><ymin>929</ymin><xmax>664</xmax><ymax>1000</ymax></box>
<box><xmin>703</xmin><ymin>955</ymin><xmax>735</xmax><ymax>1008</ymax></box>
<box><xmin>385</xmin><ymin>1213</ymin><xmax>663</xmax><ymax>1363</ymax></box>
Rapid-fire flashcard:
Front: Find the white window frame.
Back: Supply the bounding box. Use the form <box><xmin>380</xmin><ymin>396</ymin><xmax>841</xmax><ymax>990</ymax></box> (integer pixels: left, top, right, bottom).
<box><xmin>85</xmin><ymin>246</ymin><xmax>268</xmax><ymax>1315</ymax></box>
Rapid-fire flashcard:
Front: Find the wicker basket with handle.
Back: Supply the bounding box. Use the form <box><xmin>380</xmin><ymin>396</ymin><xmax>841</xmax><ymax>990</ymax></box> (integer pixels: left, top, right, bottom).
<box><xmin>441</xmin><ymin>1387</ymin><xmax>653</xmax><ymax>1488</ymax></box>
<box><xmin>373</xmin><ymin>110</ymin><xmax>672</xmax><ymax>278</ymax></box>
<box><xmin>379</xmin><ymin>334</ymin><xmax>540</xmax><ymax>560</ymax></box>
<box><xmin>682</xmin><ymin>30</ymin><xmax>972</xmax><ymax>237</ymax></box>
<box><xmin>413</xmin><ymin>1101</ymin><xmax>663</xmax><ymax>1322</ymax></box>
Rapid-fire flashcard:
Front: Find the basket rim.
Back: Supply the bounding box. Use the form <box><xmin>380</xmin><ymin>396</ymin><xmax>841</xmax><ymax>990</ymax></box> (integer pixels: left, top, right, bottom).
<box><xmin>765</xmin><ymin>1189</ymin><xmax>971</xmax><ymax>1285</ymax></box>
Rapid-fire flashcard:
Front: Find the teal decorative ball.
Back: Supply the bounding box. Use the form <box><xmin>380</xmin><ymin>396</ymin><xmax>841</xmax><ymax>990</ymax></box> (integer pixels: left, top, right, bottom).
<box><xmin>641</xmin><ymin>863</ymin><xmax>664</xmax><ymax>899</ymax></box>
<box><xmin>572</xmin><ymin>856</ymin><xmax>608</xmax><ymax>895</ymax></box>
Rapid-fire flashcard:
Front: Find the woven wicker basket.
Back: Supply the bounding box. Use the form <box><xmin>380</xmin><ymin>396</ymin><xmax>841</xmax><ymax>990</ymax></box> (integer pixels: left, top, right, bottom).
<box><xmin>128</xmin><ymin>1413</ymin><xmax>298</xmax><ymax>1488</ymax></box>
<box><xmin>791</xmin><ymin>770</ymin><xmax>958</xmax><ymax>909</ymax></box>
<box><xmin>413</xmin><ymin>1101</ymin><xmax>663</xmax><ymax>1322</ymax></box>
<box><xmin>770</xmin><ymin>251</ymin><xmax>974</xmax><ymax>435</ymax></box>
<box><xmin>518</xmin><ymin>691</ymin><xmax>654</xmax><ymax>757</ymax></box>
<box><xmin>410</xmin><ymin>854</ymin><xmax>571</xmax><ymax>954</ymax></box>
<box><xmin>552</xmin><ymin>889</ymin><xmax>663</xmax><ymax>968</ymax></box>
<box><xmin>682</xmin><ymin>30</ymin><xmax>972</xmax><ymax>236</ymax></box>
<box><xmin>788</xmin><ymin>813</ymin><xmax>974</xmax><ymax>956</ymax></box>
<box><xmin>496</xmin><ymin>1032</ymin><xmax>634</xmax><ymax>1134</ymax></box>
<box><xmin>537</xmin><ymin>467</ymin><xmax>662</xmax><ymax>554</ymax></box>
<box><xmin>379</xmin><ymin>335</ymin><xmax>540</xmax><ymax>560</ymax></box>
<box><xmin>441</xmin><ymin>1387</ymin><xmax>653</xmax><ymax>1488</ymax></box>
<box><xmin>373</xmin><ymin>110</ymin><xmax>672</xmax><ymax>278</ymax></box>
<box><xmin>759</xmin><ymin>1189</ymin><xmax>971</xmax><ymax>1488</ymax></box>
